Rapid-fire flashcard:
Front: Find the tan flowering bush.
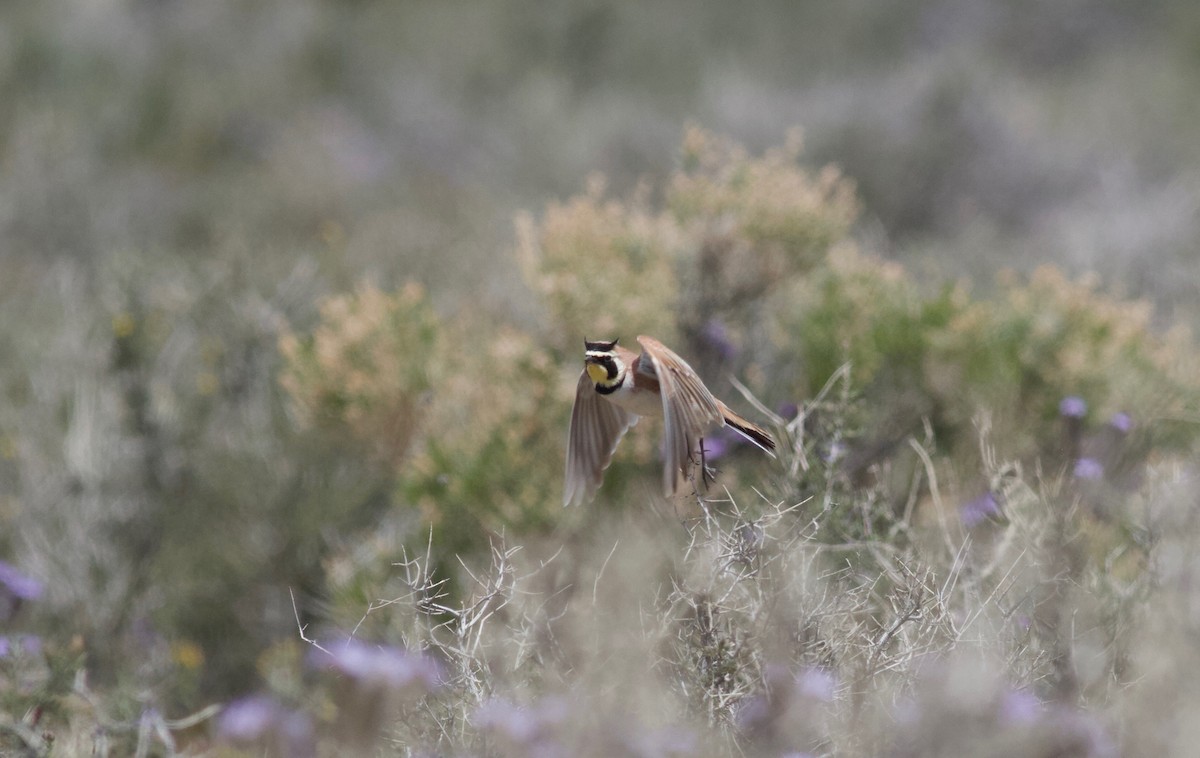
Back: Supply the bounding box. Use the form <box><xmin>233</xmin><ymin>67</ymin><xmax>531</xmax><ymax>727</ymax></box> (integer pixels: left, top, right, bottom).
<box><xmin>279</xmin><ymin>289</ymin><xmax>573</xmax><ymax>557</ymax></box>
<box><xmin>517</xmin><ymin>128</ymin><xmax>860</xmax><ymax>372</ymax></box>
<box><xmin>278</xmin><ymin>281</ymin><xmax>441</xmax><ymax>465</ymax></box>
<box><xmin>397</xmin><ymin>324</ymin><xmax>567</xmax><ymax>550</ymax></box>
<box><xmin>670</xmin><ymin>126</ymin><xmax>859</xmax><ymax>309</ymax></box>
<box><xmin>516</xmin><ymin>176</ymin><xmax>682</xmax><ymax>352</ymax></box>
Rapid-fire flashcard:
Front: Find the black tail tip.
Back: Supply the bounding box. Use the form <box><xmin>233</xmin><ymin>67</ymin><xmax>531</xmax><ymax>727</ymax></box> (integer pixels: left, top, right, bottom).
<box><xmin>727</xmin><ymin>418</ymin><xmax>776</xmax><ymax>455</ymax></box>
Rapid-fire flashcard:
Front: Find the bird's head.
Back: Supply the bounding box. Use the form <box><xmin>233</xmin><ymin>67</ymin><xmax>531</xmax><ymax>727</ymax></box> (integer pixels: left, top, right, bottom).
<box><xmin>583</xmin><ymin>337</ymin><xmax>623</xmax><ymax>387</ymax></box>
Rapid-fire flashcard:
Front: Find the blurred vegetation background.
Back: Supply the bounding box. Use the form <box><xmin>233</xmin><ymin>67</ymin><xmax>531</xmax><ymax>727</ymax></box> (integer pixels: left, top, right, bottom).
<box><xmin>3</xmin><ymin>1</ymin><xmax>1200</xmax><ymax>755</ymax></box>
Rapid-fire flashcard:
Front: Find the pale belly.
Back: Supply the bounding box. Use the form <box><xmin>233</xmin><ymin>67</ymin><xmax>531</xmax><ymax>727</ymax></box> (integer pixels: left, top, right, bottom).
<box><xmin>601</xmin><ymin>382</ymin><xmax>663</xmax><ymax>418</ymax></box>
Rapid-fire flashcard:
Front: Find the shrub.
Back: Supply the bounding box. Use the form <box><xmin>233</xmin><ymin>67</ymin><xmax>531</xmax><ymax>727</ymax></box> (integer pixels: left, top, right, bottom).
<box><xmin>929</xmin><ymin>266</ymin><xmax>1199</xmax><ymax>454</ymax></box>
<box><xmin>278</xmin><ymin>281</ymin><xmax>441</xmax><ymax>466</ymax></box>
<box><xmin>516</xmin><ymin>176</ymin><xmax>682</xmax><ymax>354</ymax></box>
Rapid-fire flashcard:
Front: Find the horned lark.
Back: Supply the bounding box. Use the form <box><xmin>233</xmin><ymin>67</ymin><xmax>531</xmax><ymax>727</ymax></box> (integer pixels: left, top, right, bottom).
<box><xmin>564</xmin><ymin>336</ymin><xmax>776</xmax><ymax>506</ymax></box>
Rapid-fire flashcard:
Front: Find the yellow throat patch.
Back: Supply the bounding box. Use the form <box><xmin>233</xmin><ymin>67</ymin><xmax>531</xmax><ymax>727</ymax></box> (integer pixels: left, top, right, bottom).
<box><xmin>586</xmin><ymin>362</ymin><xmax>610</xmax><ymax>384</ymax></box>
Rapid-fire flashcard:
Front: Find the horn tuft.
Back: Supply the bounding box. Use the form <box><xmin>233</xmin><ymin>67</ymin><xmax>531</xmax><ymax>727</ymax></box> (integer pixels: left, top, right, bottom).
<box><xmin>584</xmin><ymin>337</ymin><xmax>619</xmax><ymax>352</ymax></box>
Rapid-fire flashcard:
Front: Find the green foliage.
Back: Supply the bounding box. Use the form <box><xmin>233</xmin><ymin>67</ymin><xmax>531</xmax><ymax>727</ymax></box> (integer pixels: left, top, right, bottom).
<box><xmin>778</xmin><ymin>245</ymin><xmax>958</xmax><ymax>398</ymax></box>
<box><xmin>398</xmin><ymin>326</ymin><xmax>568</xmax><ymax>551</ymax></box>
<box><xmin>930</xmin><ymin>266</ymin><xmax>1199</xmax><ymax>449</ymax></box>
<box><xmin>776</xmin><ymin>251</ymin><xmax>1200</xmax><ymax>464</ymax></box>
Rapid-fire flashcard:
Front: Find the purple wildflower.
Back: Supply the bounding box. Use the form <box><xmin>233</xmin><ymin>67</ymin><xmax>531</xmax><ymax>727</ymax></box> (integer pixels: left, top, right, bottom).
<box><xmin>313</xmin><ymin>639</ymin><xmax>442</xmax><ymax>695</ymax></box>
<box><xmin>312</xmin><ymin>640</ymin><xmax>442</xmax><ymax>751</ymax></box>
<box><xmin>672</xmin><ymin>427</ymin><xmax>745</xmax><ymax>465</ymax></box>
<box><xmin>216</xmin><ymin>695</ymin><xmax>314</xmax><ymax>758</ymax></box>
<box><xmin>0</xmin><ymin>635</ymin><xmax>42</xmax><ymax>658</ymax></box>
<box><xmin>1059</xmin><ymin>396</ymin><xmax>1087</xmax><ymax>418</ymax></box>
<box><xmin>708</xmin><ymin>426</ymin><xmax>748</xmax><ymax>461</ymax></box>
<box><xmin>1073</xmin><ymin>457</ymin><xmax>1104</xmax><ymax>480</ymax></box>
<box><xmin>796</xmin><ymin>668</ymin><xmax>836</xmax><ymax>702</ymax></box>
<box><xmin>474</xmin><ymin>699</ymin><xmax>543</xmax><ymax>744</ymax></box>
<box><xmin>700</xmin><ymin>319</ymin><xmax>737</xmax><ymax>362</ymax></box>
<box><xmin>893</xmin><ymin>697</ymin><xmax>920</xmax><ymax>726</ymax></box>
<box><xmin>1109</xmin><ymin>412</ymin><xmax>1132</xmax><ymax>434</ymax></box>
<box><xmin>0</xmin><ymin>562</ymin><xmax>44</xmax><ymax>623</ymax></box>
<box><xmin>735</xmin><ymin>697</ymin><xmax>774</xmax><ymax>736</ymax></box>
<box><xmin>0</xmin><ymin>562</ymin><xmax>44</xmax><ymax>601</ymax></box>
<box><xmin>738</xmin><ymin>664</ymin><xmax>835</xmax><ymax>738</ymax></box>
<box><xmin>474</xmin><ymin>696</ymin><xmax>568</xmax><ymax>747</ymax></box>
<box><xmin>777</xmin><ymin>403</ymin><xmax>799</xmax><ymax>421</ymax></box>
<box><xmin>702</xmin><ymin>434</ymin><xmax>731</xmax><ymax>461</ymax></box>
<box><xmin>959</xmin><ymin>492</ymin><xmax>1001</xmax><ymax>529</ymax></box>
<box><xmin>276</xmin><ymin>711</ymin><xmax>317</xmax><ymax>757</ymax></box>
<box><xmin>998</xmin><ymin>689</ymin><xmax>1041</xmax><ymax>725</ymax></box>
<box><xmin>217</xmin><ymin>696</ymin><xmax>285</xmax><ymax>743</ymax></box>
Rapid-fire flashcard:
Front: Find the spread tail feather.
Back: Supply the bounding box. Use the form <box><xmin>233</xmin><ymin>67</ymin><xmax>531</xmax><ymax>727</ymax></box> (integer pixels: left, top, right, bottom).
<box><xmin>718</xmin><ymin>401</ymin><xmax>777</xmax><ymax>457</ymax></box>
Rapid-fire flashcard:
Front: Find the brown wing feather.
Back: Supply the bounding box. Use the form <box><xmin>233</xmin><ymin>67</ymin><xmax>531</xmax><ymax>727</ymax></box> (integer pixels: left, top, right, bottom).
<box><xmin>636</xmin><ymin>335</ymin><xmax>724</xmax><ymax>495</ymax></box>
<box><xmin>564</xmin><ymin>370</ymin><xmax>639</xmax><ymax>506</ymax></box>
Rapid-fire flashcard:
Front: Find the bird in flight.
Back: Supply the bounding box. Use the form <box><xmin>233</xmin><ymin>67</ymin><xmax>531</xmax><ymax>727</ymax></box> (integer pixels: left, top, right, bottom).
<box><xmin>565</xmin><ymin>335</ymin><xmax>776</xmax><ymax>506</ymax></box>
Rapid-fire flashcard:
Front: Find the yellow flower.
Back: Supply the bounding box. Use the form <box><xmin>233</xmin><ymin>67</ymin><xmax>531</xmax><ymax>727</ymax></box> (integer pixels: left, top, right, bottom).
<box><xmin>171</xmin><ymin>640</ymin><xmax>205</xmax><ymax>671</ymax></box>
<box><xmin>111</xmin><ymin>312</ymin><xmax>136</xmax><ymax>339</ymax></box>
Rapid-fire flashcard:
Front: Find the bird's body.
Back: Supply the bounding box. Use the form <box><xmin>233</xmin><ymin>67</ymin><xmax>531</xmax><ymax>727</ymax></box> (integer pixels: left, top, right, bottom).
<box><xmin>564</xmin><ymin>335</ymin><xmax>776</xmax><ymax>506</ymax></box>
<box><xmin>585</xmin><ymin>343</ymin><xmax>665</xmax><ymax>418</ymax></box>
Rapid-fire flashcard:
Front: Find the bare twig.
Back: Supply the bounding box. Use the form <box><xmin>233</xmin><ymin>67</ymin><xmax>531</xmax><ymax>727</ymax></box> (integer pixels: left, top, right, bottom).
<box><xmin>908</xmin><ymin>435</ymin><xmax>961</xmax><ymax>558</ymax></box>
<box><xmin>290</xmin><ymin>586</ymin><xmax>330</xmax><ymax>655</ymax></box>
<box><xmin>593</xmin><ymin>539</ymin><xmax>620</xmax><ymax>605</ymax></box>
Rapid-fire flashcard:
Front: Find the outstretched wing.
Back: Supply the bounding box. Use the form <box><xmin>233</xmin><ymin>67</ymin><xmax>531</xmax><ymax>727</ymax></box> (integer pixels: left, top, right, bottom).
<box><xmin>564</xmin><ymin>370</ymin><xmax>639</xmax><ymax>506</ymax></box>
<box><xmin>636</xmin><ymin>335</ymin><xmax>724</xmax><ymax>495</ymax></box>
